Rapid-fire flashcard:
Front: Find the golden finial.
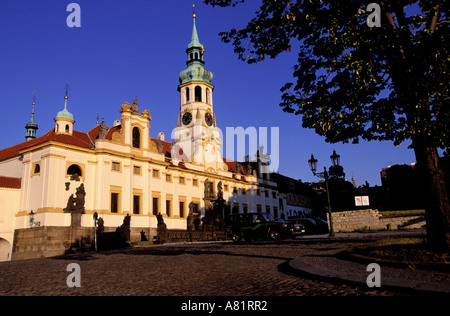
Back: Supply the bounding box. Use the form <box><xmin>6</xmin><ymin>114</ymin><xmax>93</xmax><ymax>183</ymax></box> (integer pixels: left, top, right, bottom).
<box><xmin>192</xmin><ymin>4</ymin><xmax>196</xmax><ymax>18</ymax></box>
<box><xmin>64</xmin><ymin>84</ymin><xmax>69</xmax><ymax>100</ymax></box>
<box><xmin>32</xmin><ymin>91</ymin><xmax>36</xmax><ymax>107</ymax></box>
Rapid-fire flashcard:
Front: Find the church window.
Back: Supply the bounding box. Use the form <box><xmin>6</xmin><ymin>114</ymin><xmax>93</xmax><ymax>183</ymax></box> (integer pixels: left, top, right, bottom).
<box><xmin>186</xmin><ymin>88</ymin><xmax>190</xmax><ymax>102</ymax></box>
<box><xmin>166</xmin><ymin>199</ymin><xmax>172</xmax><ymax>217</ymax></box>
<box><xmin>33</xmin><ymin>164</ymin><xmax>40</xmax><ymax>174</ymax></box>
<box><xmin>152</xmin><ymin>169</ymin><xmax>160</xmax><ymax>178</ymax></box>
<box><xmin>111</xmin><ymin>193</ymin><xmax>119</xmax><ymax>213</ymax></box>
<box><xmin>195</xmin><ymin>86</ymin><xmax>202</xmax><ymax>102</ymax></box>
<box><xmin>133</xmin><ymin>195</ymin><xmax>140</xmax><ymax>215</ymax></box>
<box><xmin>194</xmin><ymin>52</ymin><xmax>198</xmax><ymax>60</ymax></box>
<box><xmin>179</xmin><ymin>201</ymin><xmax>185</xmax><ymax>218</ymax></box>
<box><xmin>111</xmin><ymin>162</ymin><xmax>121</xmax><ymax>172</ymax></box>
<box><xmin>67</xmin><ymin>164</ymin><xmax>82</xmax><ymax>177</ymax></box>
<box><xmin>132</xmin><ymin>127</ymin><xmax>141</xmax><ymax>148</ymax></box>
<box><xmin>192</xmin><ymin>178</ymin><xmax>198</xmax><ymax>186</ymax></box>
<box><xmin>152</xmin><ymin>197</ymin><xmax>159</xmax><ymax>215</ymax></box>
<box><xmin>65</xmin><ymin>124</ymin><xmax>70</xmax><ymax>133</ymax></box>
<box><xmin>133</xmin><ymin>165</ymin><xmax>141</xmax><ymax>175</ymax></box>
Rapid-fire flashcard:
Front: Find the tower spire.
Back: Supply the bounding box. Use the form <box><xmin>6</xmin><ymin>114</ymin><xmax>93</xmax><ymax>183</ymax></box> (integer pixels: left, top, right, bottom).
<box><xmin>25</xmin><ymin>92</ymin><xmax>39</xmax><ymax>141</ymax></box>
<box><xmin>179</xmin><ymin>10</ymin><xmax>213</xmax><ymax>85</ymax></box>
<box><xmin>190</xmin><ymin>5</ymin><xmax>201</xmax><ymax>48</ymax></box>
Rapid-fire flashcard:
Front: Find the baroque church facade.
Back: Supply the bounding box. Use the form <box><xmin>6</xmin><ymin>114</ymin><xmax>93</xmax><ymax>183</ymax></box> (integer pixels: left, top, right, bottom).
<box><xmin>0</xmin><ymin>14</ymin><xmax>291</xmax><ymax>261</ymax></box>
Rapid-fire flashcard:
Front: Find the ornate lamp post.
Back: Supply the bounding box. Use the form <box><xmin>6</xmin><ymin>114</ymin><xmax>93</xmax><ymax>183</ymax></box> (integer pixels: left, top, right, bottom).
<box><xmin>308</xmin><ymin>152</ymin><xmax>336</xmax><ymax>237</ymax></box>
<box><xmin>330</xmin><ymin>150</ymin><xmax>340</xmax><ymax>167</ymax></box>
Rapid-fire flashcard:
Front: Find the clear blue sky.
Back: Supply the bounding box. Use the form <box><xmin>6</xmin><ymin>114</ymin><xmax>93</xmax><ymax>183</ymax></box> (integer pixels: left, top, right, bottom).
<box><xmin>0</xmin><ymin>0</ymin><xmax>417</xmax><ymax>186</ymax></box>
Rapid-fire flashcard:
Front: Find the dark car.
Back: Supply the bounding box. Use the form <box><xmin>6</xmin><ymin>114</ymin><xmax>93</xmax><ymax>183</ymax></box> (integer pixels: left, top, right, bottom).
<box><xmin>289</xmin><ymin>218</ymin><xmax>329</xmax><ymax>235</ymax></box>
<box><xmin>225</xmin><ymin>213</ymin><xmax>284</xmax><ymax>242</ymax></box>
<box><xmin>282</xmin><ymin>219</ymin><xmax>306</xmax><ymax>237</ymax></box>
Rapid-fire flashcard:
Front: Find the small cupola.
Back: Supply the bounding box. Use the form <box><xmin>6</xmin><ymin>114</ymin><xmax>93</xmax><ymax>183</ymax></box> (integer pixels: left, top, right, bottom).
<box><xmin>54</xmin><ymin>93</ymin><xmax>75</xmax><ymax>135</ymax></box>
<box><xmin>25</xmin><ymin>94</ymin><xmax>38</xmax><ymax>141</ymax></box>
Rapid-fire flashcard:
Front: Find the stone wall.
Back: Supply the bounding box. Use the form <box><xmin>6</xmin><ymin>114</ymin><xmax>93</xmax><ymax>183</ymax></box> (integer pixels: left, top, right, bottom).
<box><xmin>12</xmin><ymin>225</ymin><xmax>229</xmax><ymax>260</ymax></box>
<box><xmin>329</xmin><ymin>209</ymin><xmax>426</xmax><ymax>233</ymax></box>
<box><xmin>12</xmin><ymin>226</ymin><xmax>90</xmax><ymax>260</ymax></box>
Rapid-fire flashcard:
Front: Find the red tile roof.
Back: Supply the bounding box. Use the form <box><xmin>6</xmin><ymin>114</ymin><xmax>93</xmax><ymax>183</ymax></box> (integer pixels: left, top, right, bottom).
<box><xmin>0</xmin><ymin>128</ymin><xmax>96</xmax><ymax>162</ymax></box>
<box><xmin>0</xmin><ymin>123</ymin><xmax>251</xmax><ymax>177</ymax></box>
<box><xmin>0</xmin><ymin>176</ymin><xmax>21</xmax><ymax>189</ymax></box>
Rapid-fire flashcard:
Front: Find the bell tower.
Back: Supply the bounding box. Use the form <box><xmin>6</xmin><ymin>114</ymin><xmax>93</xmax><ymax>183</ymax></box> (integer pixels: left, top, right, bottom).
<box><xmin>173</xmin><ymin>10</ymin><xmax>225</xmax><ymax>173</ymax></box>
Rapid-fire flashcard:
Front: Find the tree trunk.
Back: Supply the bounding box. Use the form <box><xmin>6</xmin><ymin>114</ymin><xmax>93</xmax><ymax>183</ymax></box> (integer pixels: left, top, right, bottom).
<box><xmin>413</xmin><ymin>136</ymin><xmax>450</xmax><ymax>249</ymax></box>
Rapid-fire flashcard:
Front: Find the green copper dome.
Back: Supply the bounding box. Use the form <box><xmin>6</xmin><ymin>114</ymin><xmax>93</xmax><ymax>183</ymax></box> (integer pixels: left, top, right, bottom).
<box><xmin>55</xmin><ymin>96</ymin><xmax>74</xmax><ymax>121</ymax></box>
<box><xmin>179</xmin><ymin>15</ymin><xmax>213</xmax><ymax>85</ymax></box>
<box><xmin>179</xmin><ymin>66</ymin><xmax>213</xmax><ymax>85</ymax></box>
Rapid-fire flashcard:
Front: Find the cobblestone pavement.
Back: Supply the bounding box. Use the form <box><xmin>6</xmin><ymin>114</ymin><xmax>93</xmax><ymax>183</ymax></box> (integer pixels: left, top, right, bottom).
<box><xmin>0</xmin><ymin>238</ymin><xmax>412</xmax><ymax>296</ymax></box>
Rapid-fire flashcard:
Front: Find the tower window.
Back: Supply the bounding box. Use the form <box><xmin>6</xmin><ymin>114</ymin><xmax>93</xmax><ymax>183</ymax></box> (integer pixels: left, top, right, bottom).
<box><xmin>186</xmin><ymin>88</ymin><xmax>190</xmax><ymax>102</ymax></box>
<box><xmin>195</xmin><ymin>86</ymin><xmax>202</xmax><ymax>102</ymax></box>
<box><xmin>206</xmin><ymin>88</ymin><xmax>211</xmax><ymax>104</ymax></box>
<box><xmin>132</xmin><ymin>127</ymin><xmax>141</xmax><ymax>148</ymax></box>
<box><xmin>65</xmin><ymin>124</ymin><xmax>70</xmax><ymax>133</ymax></box>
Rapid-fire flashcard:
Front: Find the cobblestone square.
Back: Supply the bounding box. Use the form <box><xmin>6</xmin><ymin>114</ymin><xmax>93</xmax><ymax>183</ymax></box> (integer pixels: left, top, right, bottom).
<box><xmin>0</xmin><ymin>237</ymin><xmax>414</xmax><ymax>297</ymax></box>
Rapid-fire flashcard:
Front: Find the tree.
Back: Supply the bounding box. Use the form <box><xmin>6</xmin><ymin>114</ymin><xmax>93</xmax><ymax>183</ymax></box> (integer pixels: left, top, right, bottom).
<box><xmin>204</xmin><ymin>0</ymin><xmax>450</xmax><ymax>248</ymax></box>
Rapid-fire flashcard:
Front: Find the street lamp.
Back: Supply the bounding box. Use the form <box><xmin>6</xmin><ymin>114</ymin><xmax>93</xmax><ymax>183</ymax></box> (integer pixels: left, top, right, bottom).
<box><xmin>308</xmin><ymin>153</ymin><xmax>335</xmax><ymax>237</ymax></box>
<box><xmin>308</xmin><ymin>154</ymin><xmax>318</xmax><ymax>174</ymax></box>
<box><xmin>330</xmin><ymin>150</ymin><xmax>340</xmax><ymax>167</ymax></box>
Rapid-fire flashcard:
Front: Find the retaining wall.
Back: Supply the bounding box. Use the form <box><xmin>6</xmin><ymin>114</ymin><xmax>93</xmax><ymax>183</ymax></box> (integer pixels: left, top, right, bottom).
<box><xmin>329</xmin><ymin>209</ymin><xmax>426</xmax><ymax>233</ymax></box>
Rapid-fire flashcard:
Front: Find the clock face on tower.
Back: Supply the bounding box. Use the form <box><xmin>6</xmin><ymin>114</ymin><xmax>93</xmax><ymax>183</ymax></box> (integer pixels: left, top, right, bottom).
<box><xmin>182</xmin><ymin>112</ymin><xmax>192</xmax><ymax>125</ymax></box>
<box><xmin>205</xmin><ymin>112</ymin><xmax>213</xmax><ymax>126</ymax></box>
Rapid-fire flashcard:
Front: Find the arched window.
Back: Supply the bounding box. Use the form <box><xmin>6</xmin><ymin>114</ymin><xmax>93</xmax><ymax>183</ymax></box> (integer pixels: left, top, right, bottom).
<box><xmin>67</xmin><ymin>164</ymin><xmax>82</xmax><ymax>177</ymax></box>
<box><xmin>186</xmin><ymin>88</ymin><xmax>190</xmax><ymax>102</ymax></box>
<box><xmin>34</xmin><ymin>164</ymin><xmax>40</xmax><ymax>174</ymax></box>
<box><xmin>132</xmin><ymin>127</ymin><xmax>141</xmax><ymax>148</ymax></box>
<box><xmin>195</xmin><ymin>86</ymin><xmax>202</xmax><ymax>102</ymax></box>
<box><xmin>65</xmin><ymin>124</ymin><xmax>70</xmax><ymax>133</ymax></box>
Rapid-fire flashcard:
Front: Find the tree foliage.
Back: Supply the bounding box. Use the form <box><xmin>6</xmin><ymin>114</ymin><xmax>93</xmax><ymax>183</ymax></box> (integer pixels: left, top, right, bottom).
<box><xmin>205</xmin><ymin>0</ymin><xmax>450</xmax><ymax>149</ymax></box>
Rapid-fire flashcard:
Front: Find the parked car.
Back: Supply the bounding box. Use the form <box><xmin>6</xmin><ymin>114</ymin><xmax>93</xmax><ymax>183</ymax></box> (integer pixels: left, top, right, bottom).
<box><xmin>282</xmin><ymin>219</ymin><xmax>306</xmax><ymax>237</ymax></box>
<box><xmin>288</xmin><ymin>218</ymin><xmax>329</xmax><ymax>235</ymax></box>
<box><xmin>225</xmin><ymin>213</ymin><xmax>285</xmax><ymax>242</ymax></box>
